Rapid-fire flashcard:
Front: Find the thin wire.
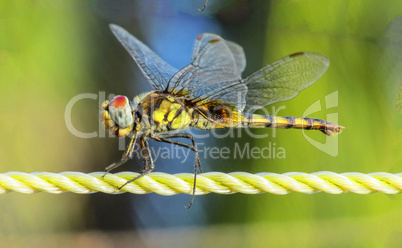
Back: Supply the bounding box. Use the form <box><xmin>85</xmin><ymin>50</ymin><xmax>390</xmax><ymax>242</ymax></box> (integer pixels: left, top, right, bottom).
<box><xmin>1</xmin><ymin>171</ymin><xmax>402</xmax><ymax>195</ymax></box>
<box><xmin>198</xmin><ymin>0</ymin><xmax>208</xmax><ymax>12</ymax></box>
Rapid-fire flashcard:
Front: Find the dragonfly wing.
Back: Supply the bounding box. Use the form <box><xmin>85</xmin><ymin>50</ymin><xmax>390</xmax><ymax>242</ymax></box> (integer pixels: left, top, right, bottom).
<box><xmin>190</xmin><ymin>34</ymin><xmax>246</xmax><ymax>76</ymax></box>
<box><xmin>191</xmin><ymin>80</ymin><xmax>247</xmax><ymax>112</ymax></box>
<box><xmin>110</xmin><ymin>24</ymin><xmax>178</xmax><ymax>92</ymax></box>
<box><xmin>168</xmin><ymin>33</ymin><xmax>247</xmax><ymax>111</ymax></box>
<box><xmin>225</xmin><ymin>40</ymin><xmax>246</xmax><ymax>76</ymax></box>
<box><xmin>244</xmin><ymin>52</ymin><xmax>329</xmax><ymax>112</ymax></box>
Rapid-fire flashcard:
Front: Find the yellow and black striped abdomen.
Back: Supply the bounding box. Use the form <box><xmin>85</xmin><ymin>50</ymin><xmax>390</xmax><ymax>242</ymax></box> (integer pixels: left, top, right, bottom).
<box><xmin>190</xmin><ymin>108</ymin><xmax>343</xmax><ymax>135</ymax></box>
<box><xmin>244</xmin><ymin>113</ymin><xmax>343</xmax><ymax>135</ymax></box>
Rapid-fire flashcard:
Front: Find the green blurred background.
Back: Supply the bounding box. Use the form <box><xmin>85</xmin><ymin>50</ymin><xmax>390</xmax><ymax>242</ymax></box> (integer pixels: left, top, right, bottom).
<box><xmin>0</xmin><ymin>0</ymin><xmax>401</xmax><ymax>247</ymax></box>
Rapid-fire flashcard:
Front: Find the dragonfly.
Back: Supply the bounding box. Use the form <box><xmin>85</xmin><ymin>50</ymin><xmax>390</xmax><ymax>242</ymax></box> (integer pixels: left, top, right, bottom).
<box><xmin>101</xmin><ymin>24</ymin><xmax>344</xmax><ymax>208</ymax></box>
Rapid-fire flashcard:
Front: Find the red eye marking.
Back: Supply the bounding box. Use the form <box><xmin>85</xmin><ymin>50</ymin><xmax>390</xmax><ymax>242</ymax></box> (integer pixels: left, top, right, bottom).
<box><xmin>196</xmin><ymin>34</ymin><xmax>203</xmax><ymax>40</ymax></box>
<box><xmin>109</xmin><ymin>96</ymin><xmax>128</xmax><ymax>109</ymax></box>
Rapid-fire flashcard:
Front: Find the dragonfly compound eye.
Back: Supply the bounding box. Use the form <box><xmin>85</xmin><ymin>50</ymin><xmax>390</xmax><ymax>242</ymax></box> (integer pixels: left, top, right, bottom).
<box><xmin>108</xmin><ymin>95</ymin><xmax>134</xmax><ymax>128</ymax></box>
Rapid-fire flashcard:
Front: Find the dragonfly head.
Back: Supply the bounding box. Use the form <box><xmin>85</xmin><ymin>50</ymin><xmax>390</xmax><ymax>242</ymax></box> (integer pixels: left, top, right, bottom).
<box><xmin>101</xmin><ymin>95</ymin><xmax>135</xmax><ymax>137</ymax></box>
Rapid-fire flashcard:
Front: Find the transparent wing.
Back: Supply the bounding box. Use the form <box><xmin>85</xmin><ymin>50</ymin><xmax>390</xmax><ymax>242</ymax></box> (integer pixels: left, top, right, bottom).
<box><xmin>244</xmin><ymin>52</ymin><xmax>329</xmax><ymax>112</ymax></box>
<box><xmin>190</xmin><ymin>35</ymin><xmax>246</xmax><ymax>76</ymax></box>
<box><xmin>225</xmin><ymin>40</ymin><xmax>246</xmax><ymax>76</ymax></box>
<box><xmin>167</xmin><ymin>33</ymin><xmax>247</xmax><ymax>111</ymax></box>
<box><xmin>110</xmin><ymin>24</ymin><xmax>178</xmax><ymax>91</ymax></box>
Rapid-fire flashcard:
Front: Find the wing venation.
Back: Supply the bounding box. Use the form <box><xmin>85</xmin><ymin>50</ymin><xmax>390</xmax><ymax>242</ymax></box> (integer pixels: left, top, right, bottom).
<box><xmin>110</xmin><ymin>24</ymin><xmax>178</xmax><ymax>91</ymax></box>
<box><xmin>244</xmin><ymin>52</ymin><xmax>329</xmax><ymax>112</ymax></box>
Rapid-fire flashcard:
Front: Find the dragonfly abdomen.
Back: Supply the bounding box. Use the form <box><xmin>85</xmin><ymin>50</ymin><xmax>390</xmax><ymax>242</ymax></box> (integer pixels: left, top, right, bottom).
<box><xmin>245</xmin><ymin>113</ymin><xmax>343</xmax><ymax>136</ymax></box>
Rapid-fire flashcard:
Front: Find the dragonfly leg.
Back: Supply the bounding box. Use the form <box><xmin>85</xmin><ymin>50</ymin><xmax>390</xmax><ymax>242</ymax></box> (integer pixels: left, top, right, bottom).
<box><xmin>150</xmin><ymin>133</ymin><xmax>201</xmax><ymax>172</ymax></box>
<box><xmin>150</xmin><ymin>133</ymin><xmax>201</xmax><ymax>209</ymax></box>
<box><xmin>102</xmin><ymin>132</ymin><xmax>138</xmax><ymax>178</ymax></box>
<box><xmin>118</xmin><ymin>136</ymin><xmax>155</xmax><ymax>189</ymax></box>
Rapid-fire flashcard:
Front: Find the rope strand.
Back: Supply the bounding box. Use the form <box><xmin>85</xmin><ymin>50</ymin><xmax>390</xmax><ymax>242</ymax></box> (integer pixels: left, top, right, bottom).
<box><xmin>0</xmin><ymin>171</ymin><xmax>401</xmax><ymax>195</ymax></box>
